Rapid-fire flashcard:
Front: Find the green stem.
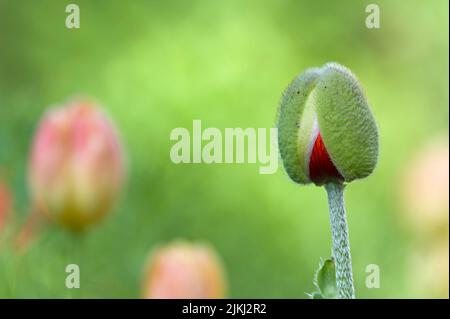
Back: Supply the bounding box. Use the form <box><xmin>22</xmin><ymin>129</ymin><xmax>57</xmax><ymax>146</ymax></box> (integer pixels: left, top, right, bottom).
<box><xmin>325</xmin><ymin>182</ymin><xmax>355</xmax><ymax>299</ymax></box>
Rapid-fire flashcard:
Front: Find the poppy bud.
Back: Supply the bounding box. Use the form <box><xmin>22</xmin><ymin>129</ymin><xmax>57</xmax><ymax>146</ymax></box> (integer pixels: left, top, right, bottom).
<box><xmin>277</xmin><ymin>62</ymin><xmax>379</xmax><ymax>185</ymax></box>
<box><xmin>142</xmin><ymin>241</ymin><xmax>227</xmax><ymax>299</ymax></box>
<box><xmin>29</xmin><ymin>100</ymin><xmax>125</xmax><ymax>231</ymax></box>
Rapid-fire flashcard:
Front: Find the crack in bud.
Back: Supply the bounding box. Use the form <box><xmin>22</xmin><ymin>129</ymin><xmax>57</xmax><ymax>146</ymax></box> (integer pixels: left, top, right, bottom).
<box><xmin>309</xmin><ymin>133</ymin><xmax>343</xmax><ymax>185</ymax></box>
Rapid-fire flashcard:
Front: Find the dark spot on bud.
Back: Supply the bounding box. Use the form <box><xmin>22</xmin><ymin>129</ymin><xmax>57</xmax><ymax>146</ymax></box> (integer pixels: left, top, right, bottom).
<box><xmin>309</xmin><ymin>133</ymin><xmax>343</xmax><ymax>185</ymax></box>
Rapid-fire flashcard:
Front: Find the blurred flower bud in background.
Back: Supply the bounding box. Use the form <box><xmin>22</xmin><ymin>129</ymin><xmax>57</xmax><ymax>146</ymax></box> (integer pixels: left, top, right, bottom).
<box><xmin>142</xmin><ymin>241</ymin><xmax>227</xmax><ymax>299</ymax></box>
<box><xmin>399</xmin><ymin>136</ymin><xmax>449</xmax><ymax>236</ymax></box>
<box><xmin>28</xmin><ymin>100</ymin><xmax>125</xmax><ymax>232</ymax></box>
<box><xmin>398</xmin><ymin>135</ymin><xmax>449</xmax><ymax>298</ymax></box>
<box><xmin>0</xmin><ymin>178</ymin><xmax>12</xmax><ymax>232</ymax></box>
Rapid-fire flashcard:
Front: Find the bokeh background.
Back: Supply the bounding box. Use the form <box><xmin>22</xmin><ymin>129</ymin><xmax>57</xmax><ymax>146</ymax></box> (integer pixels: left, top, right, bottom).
<box><xmin>0</xmin><ymin>0</ymin><xmax>448</xmax><ymax>298</ymax></box>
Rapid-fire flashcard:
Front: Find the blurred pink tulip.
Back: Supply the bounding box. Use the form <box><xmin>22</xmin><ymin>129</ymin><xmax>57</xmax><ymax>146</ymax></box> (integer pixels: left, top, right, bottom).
<box><xmin>0</xmin><ymin>179</ymin><xmax>12</xmax><ymax>231</ymax></box>
<box><xmin>400</xmin><ymin>136</ymin><xmax>449</xmax><ymax>234</ymax></box>
<box><xmin>143</xmin><ymin>241</ymin><xmax>227</xmax><ymax>299</ymax></box>
<box><xmin>29</xmin><ymin>100</ymin><xmax>125</xmax><ymax>231</ymax></box>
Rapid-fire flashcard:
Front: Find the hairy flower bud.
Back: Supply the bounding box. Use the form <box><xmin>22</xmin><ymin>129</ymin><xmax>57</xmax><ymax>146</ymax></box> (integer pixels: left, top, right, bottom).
<box><xmin>29</xmin><ymin>100</ymin><xmax>125</xmax><ymax>231</ymax></box>
<box><xmin>277</xmin><ymin>62</ymin><xmax>379</xmax><ymax>185</ymax></box>
<box><xmin>142</xmin><ymin>241</ymin><xmax>227</xmax><ymax>299</ymax></box>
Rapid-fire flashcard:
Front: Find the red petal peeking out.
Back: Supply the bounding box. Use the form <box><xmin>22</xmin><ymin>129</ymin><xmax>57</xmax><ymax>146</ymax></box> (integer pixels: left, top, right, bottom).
<box><xmin>309</xmin><ymin>133</ymin><xmax>343</xmax><ymax>185</ymax></box>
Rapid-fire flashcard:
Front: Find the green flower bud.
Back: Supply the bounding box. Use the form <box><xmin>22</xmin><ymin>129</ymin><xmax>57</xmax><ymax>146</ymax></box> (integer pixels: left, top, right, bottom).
<box><xmin>277</xmin><ymin>62</ymin><xmax>379</xmax><ymax>186</ymax></box>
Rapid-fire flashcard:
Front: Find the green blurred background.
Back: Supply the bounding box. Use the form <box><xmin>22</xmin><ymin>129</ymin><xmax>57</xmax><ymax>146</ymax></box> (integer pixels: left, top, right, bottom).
<box><xmin>0</xmin><ymin>0</ymin><xmax>448</xmax><ymax>298</ymax></box>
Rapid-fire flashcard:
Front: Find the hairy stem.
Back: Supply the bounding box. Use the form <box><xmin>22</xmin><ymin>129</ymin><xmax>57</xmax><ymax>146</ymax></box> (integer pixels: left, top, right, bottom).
<box><xmin>325</xmin><ymin>182</ymin><xmax>355</xmax><ymax>299</ymax></box>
